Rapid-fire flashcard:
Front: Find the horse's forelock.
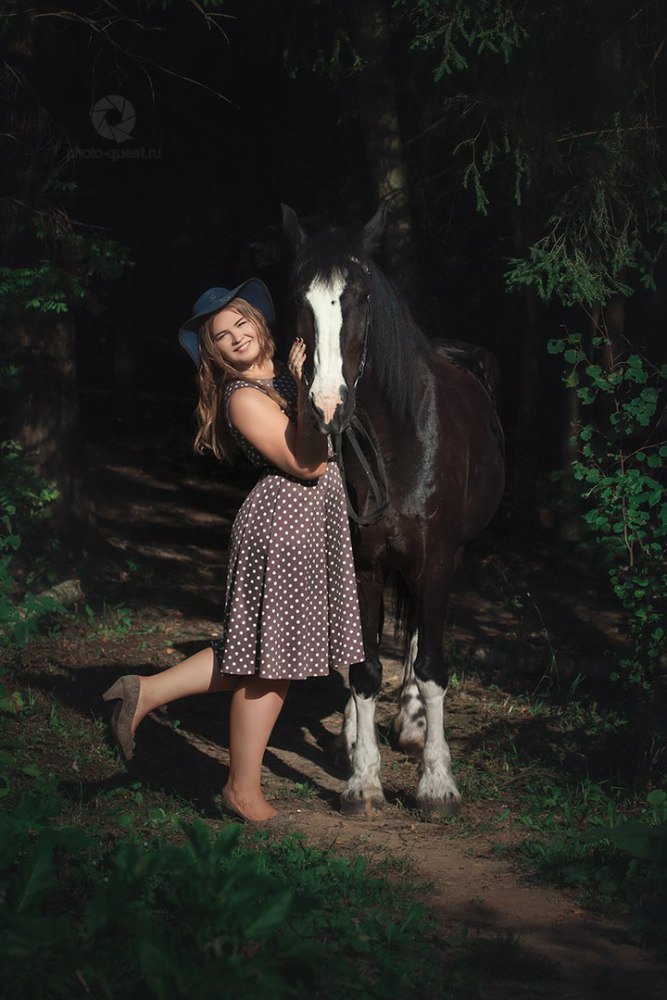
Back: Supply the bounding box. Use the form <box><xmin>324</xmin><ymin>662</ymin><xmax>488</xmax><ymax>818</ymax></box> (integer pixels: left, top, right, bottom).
<box><xmin>293</xmin><ymin>228</ymin><xmax>369</xmax><ymax>289</ymax></box>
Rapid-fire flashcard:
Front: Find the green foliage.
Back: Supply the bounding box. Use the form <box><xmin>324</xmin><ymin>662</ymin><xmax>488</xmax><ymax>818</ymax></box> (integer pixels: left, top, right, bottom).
<box><xmin>395</xmin><ymin>2</ymin><xmax>667</xmax><ymax>291</ymax></box>
<box><xmin>0</xmin><ymin>440</ymin><xmax>62</xmax><ymax>648</ymax></box>
<box><xmin>505</xmin><ymin>162</ymin><xmax>666</xmax><ymax>306</ymax></box>
<box><xmin>0</xmin><ymin>237</ymin><xmax>132</xmax><ymax>321</ymax></box>
<box><xmin>546</xmin><ymin>334</ymin><xmax>666</xmax><ymax>691</ymax></box>
<box><xmin>396</xmin><ymin>0</ymin><xmax>527</xmax><ymax>78</ymax></box>
<box><xmin>0</xmin><ymin>760</ymin><xmax>466</xmax><ymax>999</ymax></box>
<box><xmin>516</xmin><ymin>781</ymin><xmax>667</xmax><ymax>944</ymax></box>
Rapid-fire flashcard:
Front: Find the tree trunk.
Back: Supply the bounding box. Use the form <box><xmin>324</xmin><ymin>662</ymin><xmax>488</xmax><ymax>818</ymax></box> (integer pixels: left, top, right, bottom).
<box><xmin>347</xmin><ymin>0</ymin><xmax>419</xmax><ymax>295</ymax></box>
<box><xmin>1</xmin><ymin>19</ymin><xmax>97</xmax><ymax>550</ymax></box>
<box><xmin>8</xmin><ymin>309</ymin><xmax>96</xmax><ymax>547</ymax></box>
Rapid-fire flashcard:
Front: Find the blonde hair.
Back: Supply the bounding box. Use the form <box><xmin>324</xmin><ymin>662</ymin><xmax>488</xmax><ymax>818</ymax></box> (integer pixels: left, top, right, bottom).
<box><xmin>193</xmin><ymin>297</ymin><xmax>286</xmax><ymax>461</ymax></box>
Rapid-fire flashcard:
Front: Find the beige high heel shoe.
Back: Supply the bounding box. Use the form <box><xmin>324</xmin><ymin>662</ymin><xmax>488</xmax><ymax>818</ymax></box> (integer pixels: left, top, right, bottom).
<box><xmin>102</xmin><ymin>675</ymin><xmax>141</xmax><ymax>761</ymax></box>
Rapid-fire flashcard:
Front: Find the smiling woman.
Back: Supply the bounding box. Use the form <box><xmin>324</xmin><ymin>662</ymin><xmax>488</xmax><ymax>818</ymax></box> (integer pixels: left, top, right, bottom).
<box><xmin>212</xmin><ymin>307</ymin><xmax>260</xmax><ymax>363</ymax></box>
<box><xmin>102</xmin><ymin>276</ymin><xmax>365</xmax><ymax>824</ymax></box>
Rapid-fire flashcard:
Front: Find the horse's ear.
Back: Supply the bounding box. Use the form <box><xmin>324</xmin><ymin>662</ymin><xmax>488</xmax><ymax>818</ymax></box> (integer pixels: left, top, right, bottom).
<box><xmin>281</xmin><ymin>203</ymin><xmax>307</xmax><ymax>247</ymax></box>
<box><xmin>360</xmin><ymin>203</ymin><xmax>387</xmax><ymax>254</ymax></box>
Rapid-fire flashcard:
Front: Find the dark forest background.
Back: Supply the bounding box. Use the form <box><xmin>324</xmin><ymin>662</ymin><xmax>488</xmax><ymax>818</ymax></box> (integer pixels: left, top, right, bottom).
<box><xmin>1</xmin><ymin>0</ymin><xmax>665</xmax><ymax>719</ymax></box>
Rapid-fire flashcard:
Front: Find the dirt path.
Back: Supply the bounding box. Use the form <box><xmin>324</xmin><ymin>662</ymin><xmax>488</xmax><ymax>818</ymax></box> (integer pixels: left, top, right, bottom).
<box><xmin>83</xmin><ymin>439</ymin><xmax>666</xmax><ymax>999</ymax></box>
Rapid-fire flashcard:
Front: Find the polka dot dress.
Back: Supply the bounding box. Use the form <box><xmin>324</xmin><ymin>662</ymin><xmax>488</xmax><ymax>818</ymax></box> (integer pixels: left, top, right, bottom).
<box><xmin>210</xmin><ymin>362</ymin><xmax>365</xmax><ymax>680</ymax></box>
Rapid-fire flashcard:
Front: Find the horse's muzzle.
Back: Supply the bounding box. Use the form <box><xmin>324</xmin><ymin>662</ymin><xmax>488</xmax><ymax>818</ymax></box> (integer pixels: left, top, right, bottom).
<box><xmin>309</xmin><ymin>386</ymin><xmax>354</xmax><ymax>434</ymax></box>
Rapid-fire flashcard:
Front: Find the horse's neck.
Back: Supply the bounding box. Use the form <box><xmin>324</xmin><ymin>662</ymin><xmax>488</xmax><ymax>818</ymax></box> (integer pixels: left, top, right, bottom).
<box><xmin>357</xmin><ymin>358</ymin><xmax>433</xmax><ymax>447</ymax></box>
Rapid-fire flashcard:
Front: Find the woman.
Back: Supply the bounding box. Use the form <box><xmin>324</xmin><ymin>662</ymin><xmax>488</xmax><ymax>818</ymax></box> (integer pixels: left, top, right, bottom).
<box><xmin>103</xmin><ymin>278</ymin><xmax>364</xmax><ymax>823</ymax></box>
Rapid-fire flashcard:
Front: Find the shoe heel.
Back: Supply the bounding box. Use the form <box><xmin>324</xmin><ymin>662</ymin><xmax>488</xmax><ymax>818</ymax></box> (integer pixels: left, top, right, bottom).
<box><xmin>102</xmin><ymin>679</ymin><xmax>124</xmax><ymax>702</ymax></box>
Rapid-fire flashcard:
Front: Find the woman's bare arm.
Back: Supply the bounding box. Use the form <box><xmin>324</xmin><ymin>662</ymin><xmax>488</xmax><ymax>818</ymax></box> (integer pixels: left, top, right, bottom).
<box><xmin>227</xmin><ymin>340</ymin><xmax>328</xmax><ymax>479</ymax></box>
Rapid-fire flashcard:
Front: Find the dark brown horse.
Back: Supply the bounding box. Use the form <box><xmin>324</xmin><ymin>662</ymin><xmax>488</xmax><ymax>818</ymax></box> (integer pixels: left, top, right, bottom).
<box><xmin>283</xmin><ymin>204</ymin><xmax>505</xmax><ymax>817</ymax></box>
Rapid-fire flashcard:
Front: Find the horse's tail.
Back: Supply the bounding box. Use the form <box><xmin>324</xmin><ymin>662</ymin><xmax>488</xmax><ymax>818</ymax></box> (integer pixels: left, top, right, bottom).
<box><xmin>392</xmin><ymin>574</ymin><xmax>415</xmax><ymax>656</ymax></box>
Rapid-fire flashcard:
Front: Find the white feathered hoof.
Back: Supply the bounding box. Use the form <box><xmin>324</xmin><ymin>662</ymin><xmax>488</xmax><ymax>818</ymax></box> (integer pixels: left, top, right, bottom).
<box><xmin>340</xmin><ymin>789</ymin><xmax>386</xmax><ymax>817</ymax></box>
<box><xmin>418</xmin><ymin>793</ymin><xmax>462</xmax><ymax>821</ymax></box>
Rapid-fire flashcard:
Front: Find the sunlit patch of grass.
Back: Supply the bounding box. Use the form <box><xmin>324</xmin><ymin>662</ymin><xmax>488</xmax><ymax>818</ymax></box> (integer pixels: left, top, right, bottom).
<box><xmin>292</xmin><ymin>779</ymin><xmax>318</xmax><ymax>801</ymax></box>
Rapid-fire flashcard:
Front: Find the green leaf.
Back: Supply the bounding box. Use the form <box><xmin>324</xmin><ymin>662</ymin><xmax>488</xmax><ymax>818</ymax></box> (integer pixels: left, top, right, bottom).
<box><xmin>12</xmin><ymin>838</ymin><xmax>58</xmax><ymax>914</ymax></box>
<box><xmin>140</xmin><ymin>942</ymin><xmax>188</xmax><ymax>998</ymax></box>
<box><xmin>589</xmin><ymin>819</ymin><xmax>667</xmax><ymax>864</ymax></box>
<box><xmin>243</xmin><ymin>889</ymin><xmax>294</xmax><ymax>938</ymax></box>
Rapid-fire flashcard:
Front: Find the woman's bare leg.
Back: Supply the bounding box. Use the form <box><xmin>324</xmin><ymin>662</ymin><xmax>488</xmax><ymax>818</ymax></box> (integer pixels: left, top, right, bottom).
<box><xmin>224</xmin><ymin>677</ymin><xmax>289</xmax><ymax>821</ymax></box>
<box><xmin>131</xmin><ymin>647</ymin><xmax>237</xmax><ymax>734</ymax></box>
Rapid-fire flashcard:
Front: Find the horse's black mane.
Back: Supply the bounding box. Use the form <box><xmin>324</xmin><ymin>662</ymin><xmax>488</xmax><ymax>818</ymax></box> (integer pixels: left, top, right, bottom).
<box><xmin>292</xmin><ymin>227</ymin><xmax>432</xmax><ymax>426</ymax></box>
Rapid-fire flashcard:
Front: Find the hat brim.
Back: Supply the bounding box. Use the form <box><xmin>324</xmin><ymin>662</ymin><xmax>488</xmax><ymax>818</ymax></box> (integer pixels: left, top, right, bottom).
<box><xmin>178</xmin><ymin>277</ymin><xmax>275</xmax><ymax>368</ymax></box>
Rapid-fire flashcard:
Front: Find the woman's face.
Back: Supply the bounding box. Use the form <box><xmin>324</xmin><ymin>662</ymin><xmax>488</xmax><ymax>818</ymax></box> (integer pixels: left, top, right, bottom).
<box><xmin>210</xmin><ymin>305</ymin><xmax>262</xmax><ymax>370</ymax></box>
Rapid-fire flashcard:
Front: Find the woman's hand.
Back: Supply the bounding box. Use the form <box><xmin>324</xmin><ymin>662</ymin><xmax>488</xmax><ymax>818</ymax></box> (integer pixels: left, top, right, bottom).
<box><xmin>288</xmin><ymin>337</ymin><xmax>307</xmax><ymax>384</ymax></box>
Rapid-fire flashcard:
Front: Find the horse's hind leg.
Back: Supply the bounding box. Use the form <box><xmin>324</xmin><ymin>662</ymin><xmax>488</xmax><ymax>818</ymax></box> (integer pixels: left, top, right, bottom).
<box><xmin>340</xmin><ymin>571</ymin><xmax>385</xmax><ymax>816</ymax></box>
<box><xmin>411</xmin><ymin>564</ymin><xmax>462</xmax><ymax>819</ymax></box>
<box><xmin>330</xmin><ymin>693</ymin><xmax>356</xmax><ymax>770</ymax></box>
<box><xmin>393</xmin><ymin>632</ymin><xmax>427</xmax><ymax>756</ymax></box>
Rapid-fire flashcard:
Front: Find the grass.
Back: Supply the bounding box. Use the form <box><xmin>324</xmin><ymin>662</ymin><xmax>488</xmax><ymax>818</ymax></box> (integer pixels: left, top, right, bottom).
<box><xmin>466</xmin><ymin>685</ymin><xmax>667</xmax><ymax>947</ymax></box>
<box><xmin>4</xmin><ymin>568</ymin><xmax>667</xmax><ymax>995</ymax></box>
<box><xmin>422</xmin><ymin>643</ymin><xmax>667</xmax><ymax>948</ymax></box>
<box><xmin>510</xmin><ymin>777</ymin><xmax>667</xmax><ymax>916</ymax></box>
<box><xmin>1</xmin><ymin>658</ymin><xmax>486</xmax><ymax>999</ymax></box>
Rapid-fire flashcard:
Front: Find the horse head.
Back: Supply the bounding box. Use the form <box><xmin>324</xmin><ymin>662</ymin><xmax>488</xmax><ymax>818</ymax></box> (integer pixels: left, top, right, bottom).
<box><xmin>282</xmin><ymin>203</ymin><xmax>386</xmax><ymax>434</ymax></box>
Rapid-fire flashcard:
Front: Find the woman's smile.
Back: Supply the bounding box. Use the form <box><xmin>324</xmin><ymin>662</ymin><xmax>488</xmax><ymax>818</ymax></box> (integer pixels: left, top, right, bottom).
<box><xmin>212</xmin><ymin>305</ymin><xmax>263</xmax><ymax>369</ymax></box>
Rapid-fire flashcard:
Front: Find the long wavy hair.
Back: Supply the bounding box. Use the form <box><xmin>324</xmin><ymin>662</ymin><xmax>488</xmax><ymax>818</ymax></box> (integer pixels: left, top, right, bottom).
<box><xmin>194</xmin><ymin>297</ymin><xmax>286</xmax><ymax>461</ymax></box>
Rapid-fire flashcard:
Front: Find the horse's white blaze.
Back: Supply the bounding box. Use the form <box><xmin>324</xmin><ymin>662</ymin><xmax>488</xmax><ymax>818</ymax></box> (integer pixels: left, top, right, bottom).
<box><xmin>393</xmin><ymin>632</ymin><xmax>427</xmax><ymax>752</ymax></box>
<box><xmin>343</xmin><ymin>692</ymin><xmax>384</xmax><ymax>805</ymax></box>
<box><xmin>305</xmin><ymin>275</ymin><xmax>346</xmax><ymax>423</ymax></box>
<box><xmin>415</xmin><ymin>678</ymin><xmax>461</xmax><ymax>804</ymax></box>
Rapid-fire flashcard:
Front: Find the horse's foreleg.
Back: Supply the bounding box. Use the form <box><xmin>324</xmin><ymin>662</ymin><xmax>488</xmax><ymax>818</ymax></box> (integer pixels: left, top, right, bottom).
<box><xmin>340</xmin><ymin>572</ymin><xmax>385</xmax><ymax>816</ymax></box>
<box><xmin>340</xmin><ymin>661</ymin><xmax>385</xmax><ymax>815</ymax></box>
<box><xmin>415</xmin><ymin>674</ymin><xmax>460</xmax><ymax>818</ymax></box>
<box><xmin>392</xmin><ymin>631</ymin><xmax>427</xmax><ymax>755</ymax></box>
<box><xmin>412</xmin><ymin>569</ymin><xmax>461</xmax><ymax>819</ymax></box>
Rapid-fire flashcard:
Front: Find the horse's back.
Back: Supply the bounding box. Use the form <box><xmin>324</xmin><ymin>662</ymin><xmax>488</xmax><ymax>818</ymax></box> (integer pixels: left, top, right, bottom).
<box><xmin>431</xmin><ymin>338</ymin><xmax>501</xmax><ymax>406</ymax></box>
<box><xmin>429</xmin><ymin>339</ymin><xmax>505</xmax><ymax>536</ymax></box>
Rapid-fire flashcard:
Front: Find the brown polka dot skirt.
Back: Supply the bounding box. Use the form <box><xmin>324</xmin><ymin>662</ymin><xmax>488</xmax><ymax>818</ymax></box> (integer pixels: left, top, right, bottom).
<box><xmin>211</xmin><ymin>366</ymin><xmax>365</xmax><ymax>680</ymax></box>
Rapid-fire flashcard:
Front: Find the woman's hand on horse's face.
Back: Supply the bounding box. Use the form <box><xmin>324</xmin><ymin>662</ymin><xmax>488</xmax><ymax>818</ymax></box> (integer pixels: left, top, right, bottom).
<box><xmin>288</xmin><ymin>338</ymin><xmax>307</xmax><ymax>384</ymax></box>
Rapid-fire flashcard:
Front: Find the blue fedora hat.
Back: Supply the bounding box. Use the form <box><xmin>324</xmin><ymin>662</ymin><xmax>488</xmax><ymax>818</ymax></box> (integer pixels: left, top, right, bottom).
<box><xmin>178</xmin><ymin>277</ymin><xmax>275</xmax><ymax>367</ymax></box>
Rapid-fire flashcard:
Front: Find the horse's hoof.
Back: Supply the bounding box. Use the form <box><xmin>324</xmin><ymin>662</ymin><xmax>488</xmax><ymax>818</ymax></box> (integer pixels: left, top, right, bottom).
<box><xmin>418</xmin><ymin>795</ymin><xmax>462</xmax><ymax>821</ymax></box>
<box><xmin>340</xmin><ymin>793</ymin><xmax>385</xmax><ymax>817</ymax></box>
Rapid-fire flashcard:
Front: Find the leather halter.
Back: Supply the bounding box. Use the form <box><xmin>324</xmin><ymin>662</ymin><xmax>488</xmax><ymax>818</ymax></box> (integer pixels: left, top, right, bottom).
<box><xmin>300</xmin><ymin>263</ymin><xmax>390</xmax><ymax>525</ymax></box>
